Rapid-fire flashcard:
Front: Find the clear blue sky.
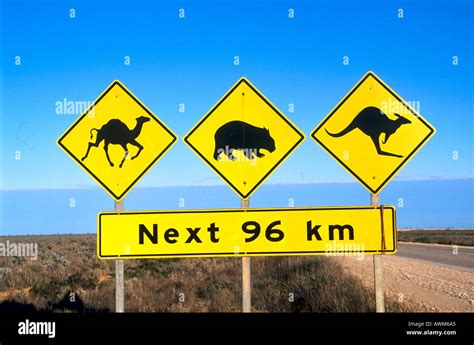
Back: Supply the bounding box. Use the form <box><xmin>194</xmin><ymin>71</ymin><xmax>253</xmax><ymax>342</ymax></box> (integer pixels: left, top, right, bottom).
<box><xmin>1</xmin><ymin>0</ymin><xmax>473</xmax><ymax>191</ymax></box>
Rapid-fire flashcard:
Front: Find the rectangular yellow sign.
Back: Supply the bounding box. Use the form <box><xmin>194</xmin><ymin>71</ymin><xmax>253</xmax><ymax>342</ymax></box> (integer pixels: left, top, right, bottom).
<box><xmin>98</xmin><ymin>206</ymin><xmax>396</xmax><ymax>259</ymax></box>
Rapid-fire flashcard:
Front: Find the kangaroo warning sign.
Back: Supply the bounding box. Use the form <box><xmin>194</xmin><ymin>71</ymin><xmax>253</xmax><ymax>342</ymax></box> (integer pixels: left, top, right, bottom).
<box><xmin>184</xmin><ymin>77</ymin><xmax>305</xmax><ymax>199</ymax></box>
<box><xmin>311</xmin><ymin>71</ymin><xmax>436</xmax><ymax>194</ymax></box>
<box><xmin>98</xmin><ymin>206</ymin><xmax>397</xmax><ymax>259</ymax></box>
<box><xmin>57</xmin><ymin>80</ymin><xmax>177</xmax><ymax>200</ymax></box>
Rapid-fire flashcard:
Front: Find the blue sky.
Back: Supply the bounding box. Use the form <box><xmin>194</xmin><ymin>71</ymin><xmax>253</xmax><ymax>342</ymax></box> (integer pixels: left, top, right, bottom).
<box><xmin>1</xmin><ymin>0</ymin><xmax>473</xmax><ymax>191</ymax></box>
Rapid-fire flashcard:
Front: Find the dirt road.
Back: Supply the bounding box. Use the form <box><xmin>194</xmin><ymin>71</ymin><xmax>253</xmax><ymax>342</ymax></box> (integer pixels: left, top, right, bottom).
<box><xmin>337</xmin><ymin>252</ymin><xmax>474</xmax><ymax>312</ymax></box>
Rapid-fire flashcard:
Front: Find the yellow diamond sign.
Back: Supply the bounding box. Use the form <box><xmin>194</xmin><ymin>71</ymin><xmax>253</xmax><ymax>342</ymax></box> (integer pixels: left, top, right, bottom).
<box><xmin>58</xmin><ymin>80</ymin><xmax>177</xmax><ymax>201</ymax></box>
<box><xmin>184</xmin><ymin>77</ymin><xmax>305</xmax><ymax>199</ymax></box>
<box><xmin>311</xmin><ymin>71</ymin><xmax>435</xmax><ymax>194</ymax></box>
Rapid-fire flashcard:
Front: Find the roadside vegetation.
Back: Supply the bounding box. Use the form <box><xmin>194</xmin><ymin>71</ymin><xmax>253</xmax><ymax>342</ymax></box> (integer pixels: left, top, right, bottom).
<box><xmin>397</xmin><ymin>229</ymin><xmax>474</xmax><ymax>246</ymax></box>
<box><xmin>0</xmin><ymin>234</ymin><xmax>407</xmax><ymax>312</ymax></box>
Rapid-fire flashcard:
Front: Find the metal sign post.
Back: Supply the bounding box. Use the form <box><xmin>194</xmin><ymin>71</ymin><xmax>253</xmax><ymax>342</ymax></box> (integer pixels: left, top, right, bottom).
<box><xmin>57</xmin><ymin>81</ymin><xmax>176</xmax><ymax>314</ymax></box>
<box><xmin>371</xmin><ymin>193</ymin><xmax>385</xmax><ymax>312</ymax></box>
<box><xmin>241</xmin><ymin>198</ymin><xmax>251</xmax><ymax>312</ymax></box>
<box><xmin>114</xmin><ymin>200</ymin><xmax>124</xmax><ymax>313</ymax></box>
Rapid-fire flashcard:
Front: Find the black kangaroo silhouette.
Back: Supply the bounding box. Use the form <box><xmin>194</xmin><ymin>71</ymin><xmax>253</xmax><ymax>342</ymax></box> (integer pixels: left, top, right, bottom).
<box><xmin>213</xmin><ymin>120</ymin><xmax>276</xmax><ymax>161</ymax></box>
<box><xmin>325</xmin><ymin>106</ymin><xmax>411</xmax><ymax>158</ymax></box>
<box><xmin>81</xmin><ymin>116</ymin><xmax>150</xmax><ymax>168</ymax></box>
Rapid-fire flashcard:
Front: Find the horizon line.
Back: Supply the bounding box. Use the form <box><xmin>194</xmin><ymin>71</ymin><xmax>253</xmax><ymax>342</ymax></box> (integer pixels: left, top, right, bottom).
<box><xmin>1</xmin><ymin>176</ymin><xmax>473</xmax><ymax>192</ymax></box>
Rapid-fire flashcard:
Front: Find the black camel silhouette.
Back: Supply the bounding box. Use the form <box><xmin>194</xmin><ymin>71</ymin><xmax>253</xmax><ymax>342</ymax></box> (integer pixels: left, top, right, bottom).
<box><xmin>325</xmin><ymin>106</ymin><xmax>411</xmax><ymax>158</ymax></box>
<box><xmin>81</xmin><ymin>116</ymin><xmax>150</xmax><ymax>168</ymax></box>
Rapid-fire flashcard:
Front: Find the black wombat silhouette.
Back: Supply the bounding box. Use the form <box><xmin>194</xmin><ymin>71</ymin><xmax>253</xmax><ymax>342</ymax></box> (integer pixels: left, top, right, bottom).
<box><xmin>325</xmin><ymin>106</ymin><xmax>411</xmax><ymax>158</ymax></box>
<box><xmin>81</xmin><ymin>116</ymin><xmax>150</xmax><ymax>168</ymax></box>
<box><xmin>213</xmin><ymin>120</ymin><xmax>276</xmax><ymax>161</ymax></box>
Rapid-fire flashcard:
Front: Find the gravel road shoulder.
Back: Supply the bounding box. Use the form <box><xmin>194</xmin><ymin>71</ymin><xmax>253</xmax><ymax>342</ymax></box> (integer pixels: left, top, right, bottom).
<box><xmin>336</xmin><ymin>254</ymin><xmax>474</xmax><ymax>312</ymax></box>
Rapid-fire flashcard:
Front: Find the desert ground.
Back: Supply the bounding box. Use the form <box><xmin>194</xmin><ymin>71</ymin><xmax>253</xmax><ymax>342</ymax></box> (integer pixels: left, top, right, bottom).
<box><xmin>0</xmin><ymin>231</ymin><xmax>472</xmax><ymax>312</ymax></box>
<box><xmin>337</xmin><ymin>252</ymin><xmax>473</xmax><ymax>312</ymax></box>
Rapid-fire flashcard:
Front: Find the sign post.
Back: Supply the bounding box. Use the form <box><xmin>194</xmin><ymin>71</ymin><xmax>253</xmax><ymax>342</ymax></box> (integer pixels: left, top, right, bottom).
<box><xmin>183</xmin><ymin>77</ymin><xmax>304</xmax><ymax>311</ymax></box>
<box><xmin>114</xmin><ymin>200</ymin><xmax>124</xmax><ymax>313</ymax></box>
<box><xmin>311</xmin><ymin>71</ymin><xmax>436</xmax><ymax>312</ymax></box>
<box><xmin>58</xmin><ymin>80</ymin><xmax>177</xmax><ymax>313</ymax></box>
<box><xmin>241</xmin><ymin>198</ymin><xmax>251</xmax><ymax>312</ymax></box>
<box><xmin>371</xmin><ymin>194</ymin><xmax>385</xmax><ymax>312</ymax></box>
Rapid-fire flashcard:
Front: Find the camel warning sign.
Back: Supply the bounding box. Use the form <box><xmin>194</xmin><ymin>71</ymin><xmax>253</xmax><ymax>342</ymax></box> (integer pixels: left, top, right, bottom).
<box><xmin>57</xmin><ymin>80</ymin><xmax>177</xmax><ymax>201</ymax></box>
<box><xmin>311</xmin><ymin>71</ymin><xmax>435</xmax><ymax>194</ymax></box>
<box><xmin>98</xmin><ymin>206</ymin><xmax>397</xmax><ymax>259</ymax></box>
<box><xmin>184</xmin><ymin>77</ymin><xmax>305</xmax><ymax>199</ymax></box>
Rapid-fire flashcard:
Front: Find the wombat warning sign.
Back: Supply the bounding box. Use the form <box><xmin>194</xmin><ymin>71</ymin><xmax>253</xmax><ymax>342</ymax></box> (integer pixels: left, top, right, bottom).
<box><xmin>184</xmin><ymin>77</ymin><xmax>305</xmax><ymax>200</ymax></box>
